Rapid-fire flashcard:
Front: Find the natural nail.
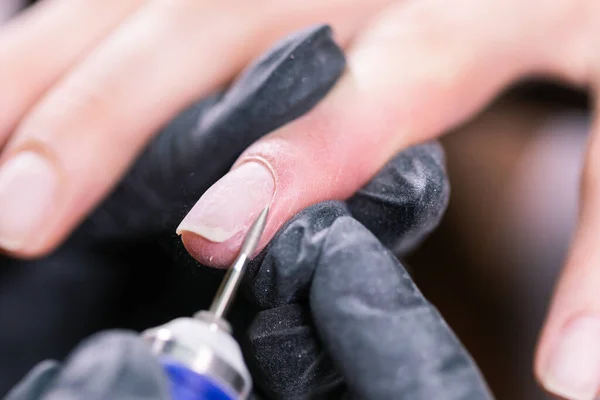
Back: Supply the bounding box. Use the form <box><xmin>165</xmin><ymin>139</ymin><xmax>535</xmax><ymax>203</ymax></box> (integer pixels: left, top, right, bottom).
<box><xmin>177</xmin><ymin>161</ymin><xmax>275</xmax><ymax>242</ymax></box>
<box><xmin>543</xmin><ymin>316</ymin><xmax>600</xmax><ymax>400</ymax></box>
<box><xmin>0</xmin><ymin>151</ymin><xmax>59</xmax><ymax>251</ymax></box>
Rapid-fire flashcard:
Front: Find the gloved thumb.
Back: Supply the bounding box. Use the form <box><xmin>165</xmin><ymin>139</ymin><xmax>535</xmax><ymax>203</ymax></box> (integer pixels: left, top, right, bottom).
<box><xmin>6</xmin><ymin>331</ymin><xmax>169</xmax><ymax>400</ymax></box>
<box><xmin>310</xmin><ymin>217</ymin><xmax>493</xmax><ymax>400</ymax></box>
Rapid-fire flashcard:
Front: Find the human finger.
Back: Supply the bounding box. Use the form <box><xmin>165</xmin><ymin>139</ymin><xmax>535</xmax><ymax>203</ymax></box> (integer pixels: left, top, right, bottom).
<box><xmin>179</xmin><ymin>0</ymin><xmax>592</xmax><ymax>266</ymax></box>
<box><xmin>534</xmin><ymin>108</ymin><xmax>600</xmax><ymax>399</ymax></box>
<box><xmin>0</xmin><ymin>0</ymin><xmax>391</xmax><ymax>257</ymax></box>
<box><xmin>311</xmin><ymin>216</ymin><xmax>492</xmax><ymax>399</ymax></box>
<box><xmin>0</xmin><ymin>0</ymin><xmax>144</xmax><ymax>137</ymax></box>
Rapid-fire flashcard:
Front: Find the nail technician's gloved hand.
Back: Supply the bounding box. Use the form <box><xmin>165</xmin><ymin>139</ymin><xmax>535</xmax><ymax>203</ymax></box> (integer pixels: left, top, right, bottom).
<box><xmin>6</xmin><ymin>332</ymin><xmax>170</xmax><ymax>400</ymax></box>
<box><xmin>7</xmin><ymin>144</ymin><xmax>493</xmax><ymax>400</ymax></box>
<box><xmin>2</xmin><ymin>24</ymin><xmax>491</xmax><ymax>399</ymax></box>
<box><xmin>242</xmin><ymin>144</ymin><xmax>493</xmax><ymax>400</ymax></box>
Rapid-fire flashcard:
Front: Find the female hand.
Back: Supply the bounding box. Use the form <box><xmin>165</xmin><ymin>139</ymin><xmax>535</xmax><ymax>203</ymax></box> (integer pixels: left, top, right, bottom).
<box><xmin>0</xmin><ymin>0</ymin><xmax>392</xmax><ymax>256</ymax></box>
<box><xmin>174</xmin><ymin>1</ymin><xmax>600</xmax><ymax>399</ymax></box>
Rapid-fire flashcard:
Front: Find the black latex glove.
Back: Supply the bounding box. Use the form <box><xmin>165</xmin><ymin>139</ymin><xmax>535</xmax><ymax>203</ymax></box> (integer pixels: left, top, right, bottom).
<box><xmin>3</xmin><ymin>24</ymin><xmax>492</xmax><ymax>400</ymax></box>
<box><xmin>6</xmin><ymin>332</ymin><xmax>170</xmax><ymax>400</ymax></box>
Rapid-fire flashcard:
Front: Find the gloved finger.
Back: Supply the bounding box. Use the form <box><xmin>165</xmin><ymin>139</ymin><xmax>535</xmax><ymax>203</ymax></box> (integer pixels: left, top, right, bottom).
<box><xmin>347</xmin><ymin>141</ymin><xmax>449</xmax><ymax>255</ymax></box>
<box><xmin>21</xmin><ymin>331</ymin><xmax>169</xmax><ymax>400</ymax></box>
<box><xmin>311</xmin><ymin>216</ymin><xmax>492</xmax><ymax>399</ymax></box>
<box><xmin>82</xmin><ymin>24</ymin><xmax>345</xmax><ymax>242</ymax></box>
<box><xmin>178</xmin><ymin>0</ymin><xmax>594</xmax><ymax>268</ymax></box>
<box><xmin>245</xmin><ymin>202</ymin><xmax>490</xmax><ymax>399</ymax></box>
<box><xmin>6</xmin><ymin>361</ymin><xmax>60</xmax><ymax>400</ymax></box>
<box><xmin>0</xmin><ymin>242</ymin><xmax>134</xmax><ymax>395</ymax></box>
<box><xmin>244</xmin><ymin>202</ymin><xmax>351</xmax><ymax>398</ymax></box>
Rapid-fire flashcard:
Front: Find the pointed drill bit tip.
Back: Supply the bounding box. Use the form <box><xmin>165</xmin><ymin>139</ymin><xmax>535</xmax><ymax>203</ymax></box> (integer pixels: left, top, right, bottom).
<box><xmin>239</xmin><ymin>205</ymin><xmax>270</xmax><ymax>257</ymax></box>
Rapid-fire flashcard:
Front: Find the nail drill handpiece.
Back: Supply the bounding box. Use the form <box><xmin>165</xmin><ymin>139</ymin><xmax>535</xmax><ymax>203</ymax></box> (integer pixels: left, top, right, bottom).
<box><xmin>143</xmin><ymin>206</ymin><xmax>270</xmax><ymax>400</ymax></box>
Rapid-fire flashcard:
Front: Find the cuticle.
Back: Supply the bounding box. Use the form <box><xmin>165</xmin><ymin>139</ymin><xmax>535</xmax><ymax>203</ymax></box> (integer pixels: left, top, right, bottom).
<box><xmin>232</xmin><ymin>156</ymin><xmax>278</xmax><ymax>205</ymax></box>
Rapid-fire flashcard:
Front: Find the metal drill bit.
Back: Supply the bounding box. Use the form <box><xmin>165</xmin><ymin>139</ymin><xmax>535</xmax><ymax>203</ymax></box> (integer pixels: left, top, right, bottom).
<box><xmin>208</xmin><ymin>205</ymin><xmax>269</xmax><ymax>320</ymax></box>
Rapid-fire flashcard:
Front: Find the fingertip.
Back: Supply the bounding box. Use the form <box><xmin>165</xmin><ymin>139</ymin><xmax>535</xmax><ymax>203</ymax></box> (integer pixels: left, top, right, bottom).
<box><xmin>180</xmin><ymin>231</ymin><xmax>237</xmax><ymax>268</ymax></box>
<box><xmin>533</xmin><ymin>336</ymin><xmax>554</xmax><ymax>398</ymax></box>
<box><xmin>180</xmin><ymin>229</ymin><xmax>272</xmax><ymax>268</ymax></box>
<box><xmin>2</xmin><ymin>245</ymin><xmax>53</xmax><ymax>261</ymax></box>
<box><xmin>0</xmin><ymin>223</ymin><xmax>65</xmax><ymax>260</ymax></box>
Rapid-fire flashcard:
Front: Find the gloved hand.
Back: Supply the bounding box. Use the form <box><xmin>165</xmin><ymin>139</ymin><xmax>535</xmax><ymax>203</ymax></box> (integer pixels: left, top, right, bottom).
<box><xmin>6</xmin><ymin>142</ymin><xmax>492</xmax><ymax>400</ymax></box>
<box><xmin>242</xmin><ymin>143</ymin><xmax>492</xmax><ymax>400</ymax></box>
<box><xmin>5</xmin><ymin>332</ymin><xmax>170</xmax><ymax>400</ymax></box>
<box><xmin>2</xmin><ymin>25</ymin><xmax>492</xmax><ymax>399</ymax></box>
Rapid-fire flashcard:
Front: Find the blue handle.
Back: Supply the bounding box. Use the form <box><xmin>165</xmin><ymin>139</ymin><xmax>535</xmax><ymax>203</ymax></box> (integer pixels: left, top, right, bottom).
<box><xmin>161</xmin><ymin>358</ymin><xmax>237</xmax><ymax>400</ymax></box>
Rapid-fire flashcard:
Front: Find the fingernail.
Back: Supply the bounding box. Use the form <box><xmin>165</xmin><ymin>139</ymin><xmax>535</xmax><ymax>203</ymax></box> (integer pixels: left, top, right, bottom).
<box><xmin>177</xmin><ymin>161</ymin><xmax>275</xmax><ymax>242</ymax></box>
<box><xmin>543</xmin><ymin>316</ymin><xmax>600</xmax><ymax>400</ymax></box>
<box><xmin>0</xmin><ymin>151</ymin><xmax>59</xmax><ymax>251</ymax></box>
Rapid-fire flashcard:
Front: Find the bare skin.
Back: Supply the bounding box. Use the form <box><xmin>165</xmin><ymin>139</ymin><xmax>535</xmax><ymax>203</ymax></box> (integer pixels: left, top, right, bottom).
<box><xmin>3</xmin><ymin>0</ymin><xmax>600</xmax><ymax>398</ymax></box>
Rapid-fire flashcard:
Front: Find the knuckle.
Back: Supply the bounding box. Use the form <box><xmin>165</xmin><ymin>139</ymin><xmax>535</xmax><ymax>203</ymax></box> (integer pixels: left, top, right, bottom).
<box><xmin>22</xmin><ymin>78</ymin><xmax>116</xmax><ymax>136</ymax></box>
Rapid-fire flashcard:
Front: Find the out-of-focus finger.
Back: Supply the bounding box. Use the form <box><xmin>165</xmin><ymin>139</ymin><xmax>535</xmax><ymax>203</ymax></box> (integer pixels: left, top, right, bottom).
<box><xmin>535</xmin><ymin>103</ymin><xmax>600</xmax><ymax>399</ymax></box>
<box><xmin>0</xmin><ymin>0</ymin><xmax>391</xmax><ymax>257</ymax></box>
<box><xmin>0</xmin><ymin>0</ymin><xmax>144</xmax><ymax>137</ymax></box>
